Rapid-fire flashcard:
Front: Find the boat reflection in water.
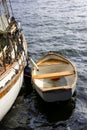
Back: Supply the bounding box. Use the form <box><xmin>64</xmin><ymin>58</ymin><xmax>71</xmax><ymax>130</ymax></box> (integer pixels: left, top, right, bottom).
<box><xmin>34</xmin><ymin>91</ymin><xmax>76</xmax><ymax>123</ymax></box>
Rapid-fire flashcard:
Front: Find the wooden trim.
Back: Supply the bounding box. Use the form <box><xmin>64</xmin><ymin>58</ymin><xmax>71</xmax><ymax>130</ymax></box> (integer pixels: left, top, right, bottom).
<box><xmin>37</xmin><ymin>85</ymin><xmax>71</xmax><ymax>92</ymax></box>
<box><xmin>36</xmin><ymin>53</ymin><xmax>70</xmax><ymax>66</ymax></box>
<box><xmin>0</xmin><ymin>66</ymin><xmax>24</xmax><ymax>99</ymax></box>
<box><xmin>0</xmin><ymin>69</ymin><xmax>5</xmax><ymax>76</ymax></box>
<box><xmin>37</xmin><ymin>60</ymin><xmax>68</xmax><ymax>66</ymax></box>
<box><xmin>0</xmin><ymin>64</ymin><xmax>11</xmax><ymax>76</ymax></box>
<box><xmin>32</xmin><ymin>71</ymin><xmax>74</xmax><ymax>79</ymax></box>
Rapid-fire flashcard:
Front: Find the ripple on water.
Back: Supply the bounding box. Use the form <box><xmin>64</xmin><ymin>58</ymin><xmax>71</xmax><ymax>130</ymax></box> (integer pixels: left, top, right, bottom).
<box><xmin>0</xmin><ymin>0</ymin><xmax>87</xmax><ymax>129</ymax></box>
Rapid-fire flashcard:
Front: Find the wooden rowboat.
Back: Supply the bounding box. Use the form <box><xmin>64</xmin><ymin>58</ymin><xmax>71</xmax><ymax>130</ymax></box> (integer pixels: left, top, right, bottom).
<box><xmin>32</xmin><ymin>52</ymin><xmax>77</xmax><ymax>102</ymax></box>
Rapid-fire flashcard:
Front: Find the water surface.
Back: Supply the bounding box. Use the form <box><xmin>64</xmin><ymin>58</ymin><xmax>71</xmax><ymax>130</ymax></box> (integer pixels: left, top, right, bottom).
<box><xmin>0</xmin><ymin>0</ymin><xmax>87</xmax><ymax>129</ymax></box>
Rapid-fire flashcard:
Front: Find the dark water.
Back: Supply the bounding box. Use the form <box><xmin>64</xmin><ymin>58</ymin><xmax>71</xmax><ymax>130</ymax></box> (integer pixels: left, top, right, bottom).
<box><xmin>0</xmin><ymin>0</ymin><xmax>87</xmax><ymax>129</ymax></box>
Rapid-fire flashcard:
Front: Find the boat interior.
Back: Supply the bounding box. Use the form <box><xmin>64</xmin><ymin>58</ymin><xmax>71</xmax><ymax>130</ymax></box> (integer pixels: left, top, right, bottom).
<box><xmin>32</xmin><ymin>58</ymin><xmax>76</xmax><ymax>91</ymax></box>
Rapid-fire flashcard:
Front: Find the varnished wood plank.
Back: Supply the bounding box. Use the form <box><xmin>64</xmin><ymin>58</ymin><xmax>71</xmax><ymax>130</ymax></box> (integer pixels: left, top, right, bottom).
<box><xmin>32</xmin><ymin>71</ymin><xmax>74</xmax><ymax>79</ymax></box>
<box><xmin>37</xmin><ymin>60</ymin><xmax>68</xmax><ymax>66</ymax></box>
<box><xmin>39</xmin><ymin>85</ymin><xmax>71</xmax><ymax>92</ymax></box>
<box><xmin>0</xmin><ymin>64</ymin><xmax>11</xmax><ymax>76</ymax></box>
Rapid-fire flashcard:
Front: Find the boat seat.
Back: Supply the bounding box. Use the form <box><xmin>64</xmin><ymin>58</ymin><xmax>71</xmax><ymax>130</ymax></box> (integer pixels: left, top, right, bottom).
<box><xmin>37</xmin><ymin>60</ymin><xmax>68</xmax><ymax>66</ymax></box>
<box><xmin>39</xmin><ymin>85</ymin><xmax>71</xmax><ymax>92</ymax></box>
<box><xmin>32</xmin><ymin>71</ymin><xmax>74</xmax><ymax>79</ymax></box>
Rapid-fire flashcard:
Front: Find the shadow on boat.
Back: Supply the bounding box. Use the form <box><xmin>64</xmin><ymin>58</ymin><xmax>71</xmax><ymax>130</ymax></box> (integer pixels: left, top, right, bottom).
<box><xmin>34</xmin><ymin>91</ymin><xmax>76</xmax><ymax>123</ymax></box>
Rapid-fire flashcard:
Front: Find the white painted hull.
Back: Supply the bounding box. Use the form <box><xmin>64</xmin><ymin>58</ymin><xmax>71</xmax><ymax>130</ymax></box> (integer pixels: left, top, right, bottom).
<box><xmin>34</xmin><ymin>83</ymin><xmax>76</xmax><ymax>102</ymax></box>
<box><xmin>0</xmin><ymin>34</ymin><xmax>27</xmax><ymax>121</ymax></box>
<box><xmin>0</xmin><ymin>1</ymin><xmax>28</xmax><ymax>121</ymax></box>
<box><xmin>0</xmin><ymin>70</ymin><xmax>23</xmax><ymax>121</ymax></box>
<box><xmin>32</xmin><ymin>53</ymin><xmax>77</xmax><ymax>102</ymax></box>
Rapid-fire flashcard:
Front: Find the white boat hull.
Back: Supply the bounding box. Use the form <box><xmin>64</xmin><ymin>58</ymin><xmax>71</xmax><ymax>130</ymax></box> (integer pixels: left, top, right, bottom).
<box><xmin>0</xmin><ymin>0</ymin><xmax>28</xmax><ymax>121</ymax></box>
<box><xmin>0</xmin><ymin>69</ymin><xmax>23</xmax><ymax>121</ymax></box>
<box><xmin>34</xmin><ymin>83</ymin><xmax>76</xmax><ymax>102</ymax></box>
<box><xmin>0</xmin><ymin>34</ymin><xmax>27</xmax><ymax>121</ymax></box>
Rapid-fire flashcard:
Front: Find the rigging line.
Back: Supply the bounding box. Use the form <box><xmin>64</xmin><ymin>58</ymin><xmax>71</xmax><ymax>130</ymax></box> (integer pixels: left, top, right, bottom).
<box><xmin>0</xmin><ymin>2</ymin><xmax>1</xmax><ymax>15</ymax></box>
<box><xmin>8</xmin><ymin>0</ymin><xmax>14</xmax><ymax>17</ymax></box>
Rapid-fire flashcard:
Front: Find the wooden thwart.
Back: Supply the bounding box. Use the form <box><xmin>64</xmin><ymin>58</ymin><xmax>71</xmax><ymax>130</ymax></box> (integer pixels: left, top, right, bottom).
<box><xmin>32</xmin><ymin>71</ymin><xmax>74</xmax><ymax>79</ymax></box>
<box><xmin>39</xmin><ymin>85</ymin><xmax>71</xmax><ymax>92</ymax></box>
<box><xmin>37</xmin><ymin>60</ymin><xmax>68</xmax><ymax>66</ymax></box>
